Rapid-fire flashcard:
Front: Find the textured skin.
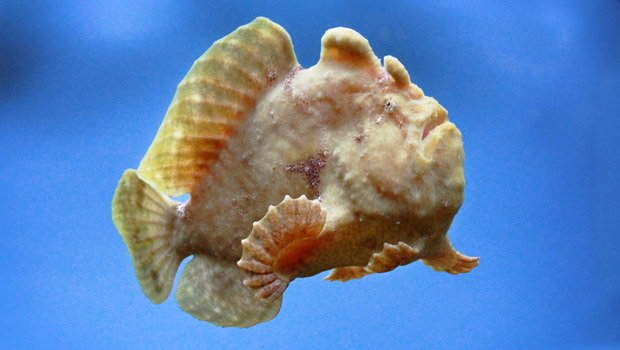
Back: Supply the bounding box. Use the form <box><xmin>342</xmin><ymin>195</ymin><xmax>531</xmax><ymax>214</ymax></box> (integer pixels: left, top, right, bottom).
<box><xmin>112</xmin><ymin>17</ymin><xmax>478</xmax><ymax>328</ymax></box>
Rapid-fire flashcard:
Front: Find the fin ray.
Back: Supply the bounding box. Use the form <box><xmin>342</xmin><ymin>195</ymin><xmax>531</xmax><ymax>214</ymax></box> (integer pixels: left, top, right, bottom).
<box><xmin>112</xmin><ymin>169</ymin><xmax>187</xmax><ymax>304</ymax></box>
<box><xmin>138</xmin><ymin>17</ymin><xmax>298</xmax><ymax>196</ymax></box>
<box><xmin>238</xmin><ymin>195</ymin><xmax>327</xmax><ymax>301</ymax></box>
<box><xmin>325</xmin><ymin>242</ymin><xmax>418</xmax><ymax>282</ymax></box>
<box><xmin>176</xmin><ymin>255</ymin><xmax>281</xmax><ymax>328</ymax></box>
<box><xmin>421</xmin><ymin>236</ymin><xmax>479</xmax><ymax>275</ymax></box>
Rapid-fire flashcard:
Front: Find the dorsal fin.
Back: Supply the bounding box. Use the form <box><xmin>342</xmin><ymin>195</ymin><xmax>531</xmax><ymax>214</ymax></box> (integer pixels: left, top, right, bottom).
<box><xmin>384</xmin><ymin>55</ymin><xmax>411</xmax><ymax>85</ymax></box>
<box><xmin>138</xmin><ymin>17</ymin><xmax>298</xmax><ymax>196</ymax></box>
<box><xmin>319</xmin><ymin>28</ymin><xmax>381</xmax><ymax>73</ymax></box>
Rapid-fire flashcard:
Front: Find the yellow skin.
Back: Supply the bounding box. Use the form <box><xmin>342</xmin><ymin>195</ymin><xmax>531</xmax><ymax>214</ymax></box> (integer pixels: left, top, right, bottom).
<box><xmin>112</xmin><ymin>18</ymin><xmax>478</xmax><ymax>328</ymax></box>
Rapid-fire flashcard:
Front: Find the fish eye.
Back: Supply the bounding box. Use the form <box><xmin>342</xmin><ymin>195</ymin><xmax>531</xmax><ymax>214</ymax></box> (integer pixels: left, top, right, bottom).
<box><xmin>383</xmin><ymin>98</ymin><xmax>396</xmax><ymax>113</ymax></box>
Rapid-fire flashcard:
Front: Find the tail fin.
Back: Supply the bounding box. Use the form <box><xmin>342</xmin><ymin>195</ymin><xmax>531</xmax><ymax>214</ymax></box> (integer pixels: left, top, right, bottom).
<box><xmin>111</xmin><ymin>169</ymin><xmax>185</xmax><ymax>304</ymax></box>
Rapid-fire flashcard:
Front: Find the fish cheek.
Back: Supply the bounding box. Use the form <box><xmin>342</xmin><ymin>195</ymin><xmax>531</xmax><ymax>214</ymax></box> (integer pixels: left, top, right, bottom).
<box><xmin>360</xmin><ymin>122</ymin><xmax>412</xmax><ymax>196</ymax></box>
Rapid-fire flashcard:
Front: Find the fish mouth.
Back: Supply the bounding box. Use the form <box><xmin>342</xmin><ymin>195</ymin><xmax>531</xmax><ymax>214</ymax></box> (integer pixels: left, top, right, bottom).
<box><xmin>421</xmin><ymin>112</ymin><xmax>448</xmax><ymax>142</ymax></box>
<box><xmin>420</xmin><ymin>119</ymin><xmax>461</xmax><ymax>161</ymax></box>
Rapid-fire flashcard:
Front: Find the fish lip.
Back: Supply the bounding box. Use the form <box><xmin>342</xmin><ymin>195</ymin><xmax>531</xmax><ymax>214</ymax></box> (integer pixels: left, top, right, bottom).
<box><xmin>421</xmin><ymin>114</ymin><xmax>448</xmax><ymax>143</ymax></box>
<box><xmin>420</xmin><ymin>121</ymin><xmax>457</xmax><ymax>161</ymax></box>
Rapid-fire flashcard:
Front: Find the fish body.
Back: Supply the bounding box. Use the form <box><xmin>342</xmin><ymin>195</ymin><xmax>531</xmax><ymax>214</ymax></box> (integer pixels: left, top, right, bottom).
<box><xmin>112</xmin><ymin>17</ymin><xmax>478</xmax><ymax>328</ymax></box>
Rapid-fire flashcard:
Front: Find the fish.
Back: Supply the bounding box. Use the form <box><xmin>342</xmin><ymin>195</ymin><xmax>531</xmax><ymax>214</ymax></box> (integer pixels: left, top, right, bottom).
<box><xmin>111</xmin><ymin>17</ymin><xmax>479</xmax><ymax>328</ymax></box>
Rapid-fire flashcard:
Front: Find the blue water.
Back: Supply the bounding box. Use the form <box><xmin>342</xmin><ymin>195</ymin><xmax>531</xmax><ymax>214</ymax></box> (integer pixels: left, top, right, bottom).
<box><xmin>1</xmin><ymin>1</ymin><xmax>619</xmax><ymax>348</ymax></box>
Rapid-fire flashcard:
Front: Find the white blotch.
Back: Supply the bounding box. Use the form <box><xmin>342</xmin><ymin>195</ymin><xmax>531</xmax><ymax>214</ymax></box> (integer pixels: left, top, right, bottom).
<box><xmin>190</xmin><ymin>95</ymin><xmax>204</xmax><ymax>103</ymax></box>
<box><xmin>175</xmin><ymin>202</ymin><xmax>187</xmax><ymax>217</ymax></box>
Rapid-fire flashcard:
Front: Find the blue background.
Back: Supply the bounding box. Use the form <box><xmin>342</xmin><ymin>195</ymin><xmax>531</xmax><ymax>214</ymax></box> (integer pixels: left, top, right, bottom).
<box><xmin>1</xmin><ymin>1</ymin><xmax>619</xmax><ymax>348</ymax></box>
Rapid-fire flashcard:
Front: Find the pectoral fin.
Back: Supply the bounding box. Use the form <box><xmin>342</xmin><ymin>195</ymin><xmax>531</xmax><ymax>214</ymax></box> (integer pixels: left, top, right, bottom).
<box><xmin>325</xmin><ymin>241</ymin><xmax>418</xmax><ymax>282</ymax></box>
<box><xmin>237</xmin><ymin>195</ymin><xmax>327</xmax><ymax>301</ymax></box>
<box><xmin>421</xmin><ymin>236</ymin><xmax>479</xmax><ymax>274</ymax></box>
<box><xmin>324</xmin><ymin>266</ymin><xmax>368</xmax><ymax>282</ymax></box>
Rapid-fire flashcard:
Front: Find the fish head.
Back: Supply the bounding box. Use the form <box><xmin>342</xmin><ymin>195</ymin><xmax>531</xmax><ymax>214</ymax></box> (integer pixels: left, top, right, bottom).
<box><xmin>357</xmin><ymin>64</ymin><xmax>465</xmax><ymax>218</ymax></box>
<box><xmin>318</xmin><ymin>59</ymin><xmax>465</xmax><ymax>221</ymax></box>
<box><xmin>301</xmin><ymin>28</ymin><xmax>465</xmax><ymax>220</ymax></box>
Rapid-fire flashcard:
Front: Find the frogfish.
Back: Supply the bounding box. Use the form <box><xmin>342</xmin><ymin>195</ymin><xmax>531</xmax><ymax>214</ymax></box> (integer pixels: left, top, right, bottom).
<box><xmin>112</xmin><ymin>17</ymin><xmax>479</xmax><ymax>328</ymax></box>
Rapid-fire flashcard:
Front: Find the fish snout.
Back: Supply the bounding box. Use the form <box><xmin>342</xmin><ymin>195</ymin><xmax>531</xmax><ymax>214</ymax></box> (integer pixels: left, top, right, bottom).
<box><xmin>421</xmin><ymin>120</ymin><xmax>465</xmax><ymax>200</ymax></box>
<box><xmin>421</xmin><ymin>104</ymin><xmax>448</xmax><ymax>143</ymax></box>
